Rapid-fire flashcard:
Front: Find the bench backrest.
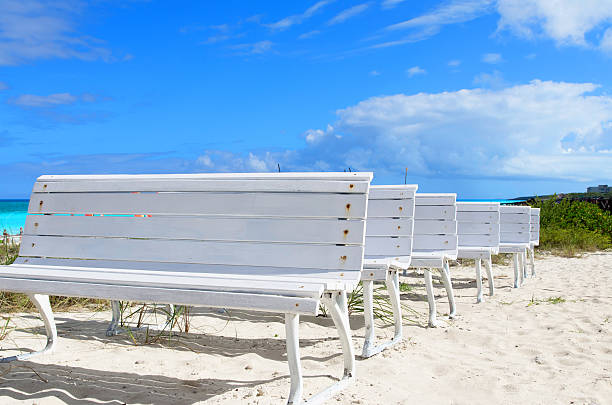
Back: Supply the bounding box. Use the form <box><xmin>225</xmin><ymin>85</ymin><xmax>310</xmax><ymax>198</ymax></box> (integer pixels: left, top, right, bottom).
<box><xmin>413</xmin><ymin>193</ymin><xmax>458</xmax><ymax>253</ymax></box>
<box><xmin>17</xmin><ymin>173</ymin><xmax>373</xmax><ymax>286</ymax></box>
<box><xmin>530</xmin><ymin>207</ymin><xmax>540</xmax><ymax>246</ymax></box>
<box><xmin>456</xmin><ymin>202</ymin><xmax>500</xmax><ymax>252</ymax></box>
<box><xmin>499</xmin><ymin>205</ymin><xmax>531</xmax><ymax>244</ymax></box>
<box><xmin>365</xmin><ymin>185</ymin><xmax>418</xmax><ymax>262</ymax></box>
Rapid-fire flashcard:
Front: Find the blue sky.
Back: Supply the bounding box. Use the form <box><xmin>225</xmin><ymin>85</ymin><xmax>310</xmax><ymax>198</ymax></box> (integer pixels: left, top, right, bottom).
<box><xmin>1</xmin><ymin>0</ymin><xmax>611</xmax><ymax>199</ymax></box>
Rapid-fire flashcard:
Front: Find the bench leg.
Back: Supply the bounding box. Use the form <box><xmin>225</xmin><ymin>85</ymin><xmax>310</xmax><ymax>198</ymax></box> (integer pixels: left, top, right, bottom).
<box><xmin>440</xmin><ymin>260</ymin><xmax>457</xmax><ymax>319</ymax></box>
<box><xmin>0</xmin><ymin>294</ymin><xmax>57</xmax><ymax>363</ymax></box>
<box><xmin>423</xmin><ymin>269</ymin><xmax>438</xmax><ymax>327</ymax></box>
<box><xmin>530</xmin><ymin>247</ymin><xmax>536</xmax><ymax>276</ymax></box>
<box><xmin>361</xmin><ymin>271</ymin><xmax>402</xmax><ymax>358</ymax></box>
<box><xmin>475</xmin><ymin>258</ymin><xmax>484</xmax><ymax>303</ymax></box>
<box><xmin>513</xmin><ymin>253</ymin><xmax>520</xmax><ymax>288</ymax></box>
<box><xmin>285</xmin><ymin>313</ymin><xmax>303</xmax><ymax>405</ymax></box>
<box><xmin>484</xmin><ymin>257</ymin><xmax>495</xmax><ymax>296</ymax></box>
<box><xmin>522</xmin><ymin>249</ymin><xmax>528</xmax><ymax>281</ymax></box>
<box><xmin>305</xmin><ymin>291</ymin><xmax>355</xmax><ymax>404</ymax></box>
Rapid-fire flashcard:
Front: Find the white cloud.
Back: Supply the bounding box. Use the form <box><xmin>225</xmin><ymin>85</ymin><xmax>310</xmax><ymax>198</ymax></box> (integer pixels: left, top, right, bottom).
<box><xmin>482</xmin><ymin>52</ymin><xmax>503</xmax><ymax>63</ymax></box>
<box><xmin>0</xmin><ymin>81</ymin><xmax>8</xmax><ymax>90</ymax></box>
<box><xmin>448</xmin><ymin>59</ymin><xmax>461</xmax><ymax>66</ymax></box>
<box><xmin>10</xmin><ymin>93</ymin><xmax>78</xmax><ymax>107</ymax></box>
<box><xmin>0</xmin><ymin>0</ymin><xmax>112</xmax><ymax>65</ymax></box>
<box><xmin>298</xmin><ymin>30</ymin><xmax>321</xmax><ymax>39</ymax></box>
<box><xmin>601</xmin><ymin>28</ymin><xmax>612</xmax><ymax>52</ymax></box>
<box><xmin>385</xmin><ymin>0</ymin><xmax>493</xmax><ymax>33</ymax></box>
<box><xmin>473</xmin><ymin>70</ymin><xmax>506</xmax><ymax>88</ymax></box>
<box><xmin>206</xmin><ymin>81</ymin><xmax>612</xmax><ymax>183</ymax></box>
<box><xmin>328</xmin><ymin>3</ymin><xmax>369</xmax><ymax>25</ymax></box>
<box><xmin>496</xmin><ymin>0</ymin><xmax>612</xmax><ymax>48</ymax></box>
<box><xmin>382</xmin><ymin>0</ymin><xmax>406</xmax><ymax>9</ymax></box>
<box><xmin>232</xmin><ymin>40</ymin><xmax>274</xmax><ymax>55</ymax></box>
<box><xmin>266</xmin><ymin>0</ymin><xmax>335</xmax><ymax>30</ymax></box>
<box><xmin>406</xmin><ymin>66</ymin><xmax>426</xmax><ymax>77</ymax></box>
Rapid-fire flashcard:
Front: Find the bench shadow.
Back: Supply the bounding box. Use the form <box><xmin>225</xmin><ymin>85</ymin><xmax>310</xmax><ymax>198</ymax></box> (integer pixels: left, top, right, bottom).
<box><xmin>0</xmin><ymin>360</ymin><xmax>325</xmax><ymax>405</ymax></box>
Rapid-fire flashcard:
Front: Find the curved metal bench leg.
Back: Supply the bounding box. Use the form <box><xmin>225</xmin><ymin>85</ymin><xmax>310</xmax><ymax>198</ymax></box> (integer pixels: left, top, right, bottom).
<box><xmin>0</xmin><ymin>294</ymin><xmax>57</xmax><ymax>363</ymax></box>
<box><xmin>530</xmin><ymin>247</ymin><xmax>536</xmax><ymax>276</ymax></box>
<box><xmin>475</xmin><ymin>258</ymin><xmax>484</xmax><ymax>303</ymax></box>
<box><xmin>361</xmin><ymin>271</ymin><xmax>402</xmax><ymax>358</ymax></box>
<box><xmin>440</xmin><ymin>260</ymin><xmax>457</xmax><ymax>319</ymax></box>
<box><xmin>106</xmin><ymin>300</ymin><xmax>122</xmax><ymax>336</ymax></box>
<box><xmin>285</xmin><ymin>313</ymin><xmax>303</xmax><ymax>405</ymax></box>
<box><xmin>483</xmin><ymin>257</ymin><xmax>495</xmax><ymax>296</ymax></box>
<box><xmin>522</xmin><ymin>250</ymin><xmax>528</xmax><ymax>281</ymax></box>
<box><xmin>513</xmin><ymin>253</ymin><xmax>520</xmax><ymax>288</ymax></box>
<box><xmin>306</xmin><ymin>291</ymin><xmax>355</xmax><ymax>404</ymax></box>
<box><xmin>423</xmin><ymin>269</ymin><xmax>438</xmax><ymax>327</ymax></box>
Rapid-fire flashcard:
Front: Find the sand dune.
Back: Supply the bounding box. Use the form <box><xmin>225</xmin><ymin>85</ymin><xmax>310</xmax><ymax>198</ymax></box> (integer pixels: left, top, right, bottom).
<box><xmin>1</xmin><ymin>252</ymin><xmax>611</xmax><ymax>404</ymax></box>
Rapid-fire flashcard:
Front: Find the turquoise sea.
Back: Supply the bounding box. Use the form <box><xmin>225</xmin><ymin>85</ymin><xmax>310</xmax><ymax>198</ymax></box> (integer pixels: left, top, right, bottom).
<box><xmin>0</xmin><ymin>200</ymin><xmax>29</xmax><ymax>234</ymax></box>
<box><xmin>0</xmin><ymin>198</ymin><xmax>526</xmax><ymax>235</ymax></box>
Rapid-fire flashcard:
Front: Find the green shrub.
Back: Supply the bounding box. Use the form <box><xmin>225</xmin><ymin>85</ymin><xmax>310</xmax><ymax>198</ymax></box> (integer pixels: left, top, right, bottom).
<box><xmin>530</xmin><ymin>196</ymin><xmax>612</xmax><ymax>256</ymax></box>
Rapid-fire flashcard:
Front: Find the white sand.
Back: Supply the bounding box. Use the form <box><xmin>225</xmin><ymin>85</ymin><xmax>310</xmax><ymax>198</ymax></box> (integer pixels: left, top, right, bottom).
<box><xmin>1</xmin><ymin>252</ymin><xmax>611</xmax><ymax>404</ymax></box>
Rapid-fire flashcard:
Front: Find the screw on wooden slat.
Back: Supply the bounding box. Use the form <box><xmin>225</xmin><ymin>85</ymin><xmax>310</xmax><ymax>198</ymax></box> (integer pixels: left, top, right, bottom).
<box><xmin>295</xmin><ymin>303</ymin><xmax>299</xmax><ymax>307</ymax></box>
<box><xmin>345</xmin><ymin>203</ymin><xmax>351</xmax><ymax>210</ymax></box>
<box><xmin>340</xmin><ymin>255</ymin><xmax>347</xmax><ymax>262</ymax></box>
<box><xmin>43</xmin><ymin>184</ymin><xmax>48</xmax><ymax>189</ymax></box>
<box><xmin>31</xmin><ymin>243</ymin><xmax>35</xmax><ymax>247</ymax></box>
<box><xmin>39</xmin><ymin>201</ymin><xmax>44</xmax><ymax>208</ymax></box>
<box><xmin>398</xmin><ymin>206</ymin><xmax>403</xmax><ymax>211</ymax></box>
<box><xmin>349</xmin><ymin>184</ymin><xmax>354</xmax><ymax>189</ymax></box>
<box><xmin>340</xmin><ymin>273</ymin><xmax>344</xmax><ymax>277</ymax></box>
<box><xmin>34</xmin><ymin>222</ymin><xmax>39</xmax><ymax>227</ymax></box>
<box><xmin>397</xmin><ymin>226</ymin><xmax>401</xmax><ymax>230</ymax></box>
<box><xmin>369</xmin><ymin>272</ymin><xmax>374</xmax><ymax>277</ymax></box>
<box><xmin>396</xmin><ymin>245</ymin><xmax>400</xmax><ymax>248</ymax></box>
<box><xmin>343</xmin><ymin>229</ymin><xmax>349</xmax><ymax>236</ymax></box>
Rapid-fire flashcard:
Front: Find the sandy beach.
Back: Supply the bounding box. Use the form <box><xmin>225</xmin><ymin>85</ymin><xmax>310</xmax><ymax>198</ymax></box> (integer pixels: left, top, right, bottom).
<box><xmin>1</xmin><ymin>252</ymin><xmax>610</xmax><ymax>404</ymax></box>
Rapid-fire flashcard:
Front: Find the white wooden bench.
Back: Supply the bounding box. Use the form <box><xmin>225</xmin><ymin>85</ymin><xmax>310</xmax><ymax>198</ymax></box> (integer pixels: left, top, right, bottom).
<box><xmin>456</xmin><ymin>202</ymin><xmax>500</xmax><ymax>303</ymax></box>
<box><xmin>410</xmin><ymin>193</ymin><xmax>458</xmax><ymax>327</ymax></box>
<box><xmin>528</xmin><ymin>207</ymin><xmax>540</xmax><ymax>276</ymax></box>
<box><xmin>0</xmin><ymin>172</ymin><xmax>373</xmax><ymax>405</ymax></box>
<box><xmin>361</xmin><ymin>184</ymin><xmax>418</xmax><ymax>357</ymax></box>
<box><xmin>498</xmin><ymin>205</ymin><xmax>531</xmax><ymax>288</ymax></box>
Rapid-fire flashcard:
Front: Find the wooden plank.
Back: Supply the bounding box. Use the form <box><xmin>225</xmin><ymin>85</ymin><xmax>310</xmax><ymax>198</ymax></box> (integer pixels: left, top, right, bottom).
<box><xmin>456</xmin><ymin>202</ymin><xmax>500</xmax><ymax>212</ymax></box>
<box><xmin>415</xmin><ymin>194</ymin><xmax>456</xmax><ymax>206</ymax></box>
<box><xmin>413</xmin><ymin>220</ymin><xmax>457</xmax><ymax>235</ymax></box>
<box><xmin>12</xmin><ymin>258</ymin><xmax>362</xmax><ymax>286</ymax></box>
<box><xmin>19</xmin><ymin>236</ymin><xmax>365</xmax><ymax>271</ymax></box>
<box><xmin>24</xmin><ymin>215</ymin><xmax>365</xmax><ymax>245</ymax></box>
<box><xmin>456</xmin><ymin>211</ymin><xmax>498</xmax><ymax>222</ymax></box>
<box><xmin>0</xmin><ymin>266</ymin><xmax>324</xmax><ymax>298</ymax></box>
<box><xmin>500</xmin><ymin>206</ymin><xmax>531</xmax><ymax>214</ymax></box>
<box><xmin>365</xmin><ymin>218</ymin><xmax>413</xmax><ymax>237</ymax></box>
<box><xmin>531</xmin><ymin>223</ymin><xmax>540</xmax><ymax>231</ymax></box>
<box><xmin>500</xmin><ymin>213</ymin><xmax>530</xmax><ymax>224</ymax></box>
<box><xmin>33</xmin><ymin>179</ymin><xmax>369</xmax><ymax>194</ymax></box>
<box><xmin>457</xmin><ymin>248</ymin><xmax>491</xmax><ymax>260</ymax></box>
<box><xmin>0</xmin><ymin>277</ymin><xmax>320</xmax><ymax>315</ymax></box>
<box><xmin>369</xmin><ymin>185</ymin><xmax>417</xmax><ymax>199</ymax></box>
<box><xmin>365</xmin><ymin>237</ymin><xmax>412</xmax><ymax>256</ymax></box>
<box><xmin>414</xmin><ymin>205</ymin><xmax>455</xmax><ymax>220</ymax></box>
<box><xmin>530</xmin><ymin>231</ymin><xmax>539</xmax><ymax>240</ymax></box>
<box><xmin>457</xmin><ymin>222</ymin><xmax>500</xmax><ymax>235</ymax></box>
<box><xmin>500</xmin><ymin>223</ymin><xmax>530</xmax><ymax>232</ymax></box>
<box><xmin>28</xmin><ymin>192</ymin><xmax>368</xmax><ymax>219</ymax></box>
<box><xmin>413</xmin><ymin>234</ymin><xmax>457</xmax><ymax>251</ymax></box>
<box><xmin>37</xmin><ymin>172</ymin><xmax>373</xmax><ymax>182</ymax></box>
<box><xmin>458</xmin><ymin>234</ymin><xmax>499</xmax><ymax>247</ymax></box>
<box><xmin>500</xmin><ymin>232</ymin><xmax>530</xmax><ymax>243</ymax></box>
<box><xmin>367</xmin><ymin>199</ymin><xmax>415</xmax><ymax>218</ymax></box>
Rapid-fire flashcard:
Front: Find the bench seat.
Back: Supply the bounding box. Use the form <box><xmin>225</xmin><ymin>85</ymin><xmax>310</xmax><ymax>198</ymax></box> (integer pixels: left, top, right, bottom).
<box><xmin>410</xmin><ymin>250</ymin><xmax>458</xmax><ymax>268</ymax></box>
<box><xmin>457</xmin><ymin>247</ymin><xmax>495</xmax><ymax>259</ymax></box>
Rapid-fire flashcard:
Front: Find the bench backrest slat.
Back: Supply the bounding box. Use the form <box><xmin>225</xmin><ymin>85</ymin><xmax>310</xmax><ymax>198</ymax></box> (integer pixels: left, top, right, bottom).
<box><xmin>499</xmin><ymin>205</ymin><xmax>531</xmax><ymax>243</ymax></box>
<box><xmin>365</xmin><ymin>185</ymin><xmax>418</xmax><ymax>260</ymax></box>
<box><xmin>456</xmin><ymin>202</ymin><xmax>500</xmax><ymax>249</ymax></box>
<box><xmin>20</xmin><ymin>173</ymin><xmax>372</xmax><ymax>277</ymax></box>
<box><xmin>530</xmin><ymin>207</ymin><xmax>540</xmax><ymax>245</ymax></box>
<box><xmin>413</xmin><ymin>193</ymin><xmax>458</xmax><ymax>252</ymax></box>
